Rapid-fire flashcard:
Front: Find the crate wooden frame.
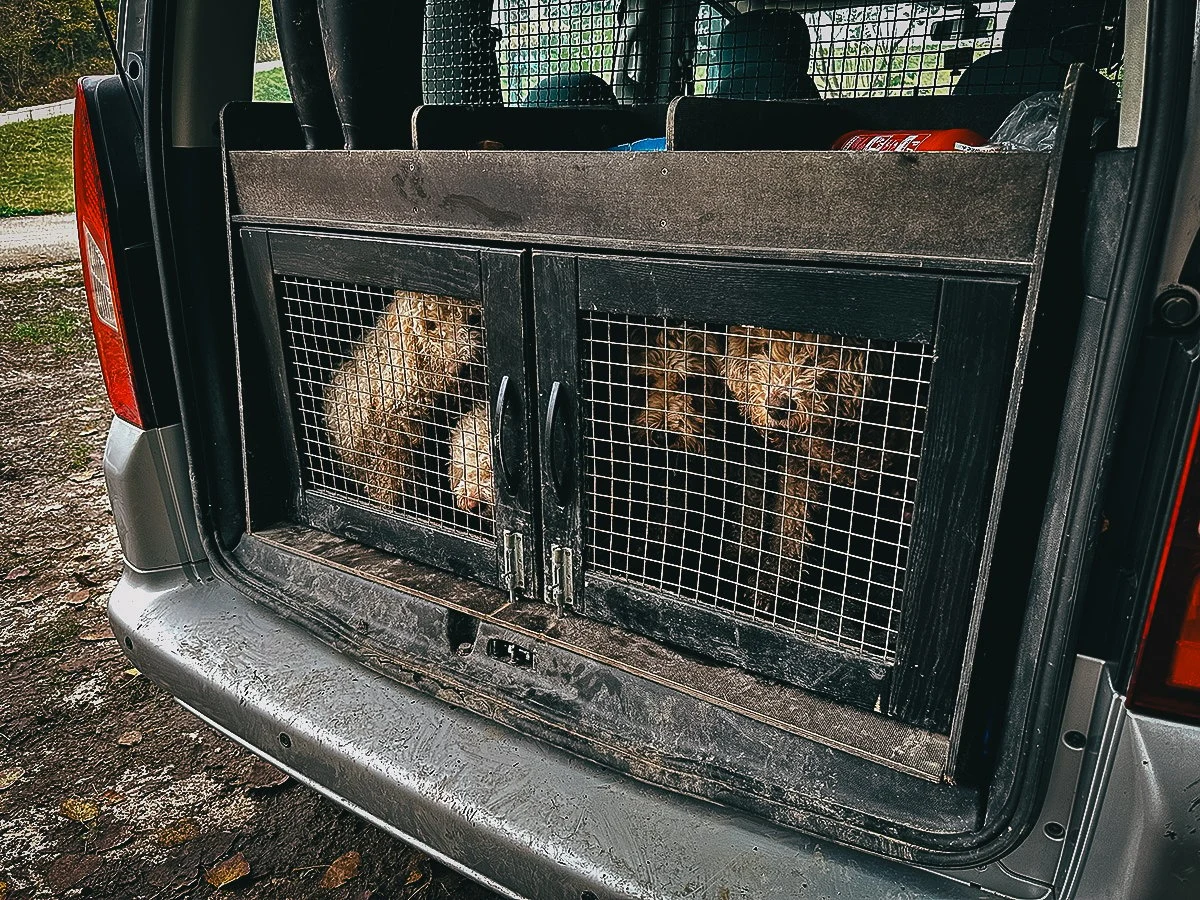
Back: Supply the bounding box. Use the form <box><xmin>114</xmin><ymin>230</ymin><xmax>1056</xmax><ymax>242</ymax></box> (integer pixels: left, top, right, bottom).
<box><xmin>223</xmin><ymin>65</ymin><xmax>1111</xmax><ymax>793</ymax></box>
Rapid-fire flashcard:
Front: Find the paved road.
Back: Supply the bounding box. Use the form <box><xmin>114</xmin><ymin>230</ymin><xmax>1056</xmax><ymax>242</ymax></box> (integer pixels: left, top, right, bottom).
<box><xmin>0</xmin><ymin>214</ymin><xmax>79</xmax><ymax>272</ymax></box>
<box><xmin>0</xmin><ymin>98</ymin><xmax>74</xmax><ymax>126</ymax></box>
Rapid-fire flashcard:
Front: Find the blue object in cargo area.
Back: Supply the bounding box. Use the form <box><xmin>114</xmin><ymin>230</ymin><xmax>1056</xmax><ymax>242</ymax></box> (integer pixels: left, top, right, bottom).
<box><xmin>609</xmin><ymin>137</ymin><xmax>667</xmax><ymax>151</ymax></box>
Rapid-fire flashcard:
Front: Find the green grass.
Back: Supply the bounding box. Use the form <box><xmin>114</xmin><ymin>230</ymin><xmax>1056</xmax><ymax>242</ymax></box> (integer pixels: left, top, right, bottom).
<box><xmin>6</xmin><ymin>308</ymin><xmax>88</xmax><ymax>355</ymax></box>
<box><xmin>0</xmin><ymin>115</ymin><xmax>74</xmax><ymax>217</ymax></box>
<box><xmin>63</xmin><ymin>437</ymin><xmax>93</xmax><ymax>471</ymax></box>
<box><xmin>253</xmin><ymin>66</ymin><xmax>291</xmax><ymax>103</ymax></box>
<box><xmin>0</xmin><ymin>67</ymin><xmax>286</xmax><ymax>220</ymax></box>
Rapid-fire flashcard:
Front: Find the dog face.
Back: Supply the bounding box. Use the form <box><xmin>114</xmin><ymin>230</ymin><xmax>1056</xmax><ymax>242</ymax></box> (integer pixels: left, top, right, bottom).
<box><xmin>629</xmin><ymin>327</ymin><xmax>723</xmax><ymax>453</ymax></box>
<box><xmin>397</xmin><ymin>292</ymin><xmax>484</xmax><ymax>380</ymax></box>
<box><xmin>723</xmin><ymin>326</ymin><xmax>866</xmax><ymax>441</ymax></box>
<box><xmin>448</xmin><ymin>402</ymin><xmax>494</xmax><ymax>514</ymax></box>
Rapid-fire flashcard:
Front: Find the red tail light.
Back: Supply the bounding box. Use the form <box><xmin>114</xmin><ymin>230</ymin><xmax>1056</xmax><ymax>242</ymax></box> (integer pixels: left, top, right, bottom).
<box><xmin>73</xmin><ymin>81</ymin><xmax>144</xmax><ymax>428</ymax></box>
<box><xmin>1128</xmin><ymin>401</ymin><xmax>1200</xmax><ymax>719</ymax></box>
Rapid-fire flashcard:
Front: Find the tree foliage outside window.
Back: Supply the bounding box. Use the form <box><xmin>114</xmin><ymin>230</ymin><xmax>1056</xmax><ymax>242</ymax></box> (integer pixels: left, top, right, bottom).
<box><xmin>0</xmin><ymin>0</ymin><xmax>119</xmax><ymax>110</ymax></box>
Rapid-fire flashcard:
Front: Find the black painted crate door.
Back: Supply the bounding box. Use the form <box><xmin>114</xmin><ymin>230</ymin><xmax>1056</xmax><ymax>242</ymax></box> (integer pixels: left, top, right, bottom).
<box><xmin>534</xmin><ymin>252</ymin><xmax>1021</xmax><ymax>730</ymax></box>
<box><xmin>236</xmin><ymin>228</ymin><xmax>537</xmax><ymax>594</ymax></box>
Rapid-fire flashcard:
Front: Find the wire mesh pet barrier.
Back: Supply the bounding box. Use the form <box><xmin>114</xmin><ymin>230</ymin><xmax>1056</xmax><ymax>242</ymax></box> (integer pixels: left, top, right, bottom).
<box><xmin>582</xmin><ymin>314</ymin><xmax>934</xmax><ymax>662</ymax></box>
<box><xmin>420</xmin><ymin>1</ymin><xmax>1121</xmax><ymax>107</ymax></box>
<box><xmin>279</xmin><ymin>276</ymin><xmax>496</xmax><ymax>541</ymax></box>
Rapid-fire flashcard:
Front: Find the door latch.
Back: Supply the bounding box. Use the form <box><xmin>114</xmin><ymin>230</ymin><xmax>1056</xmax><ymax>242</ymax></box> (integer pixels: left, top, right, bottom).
<box><xmin>549</xmin><ymin>544</ymin><xmax>575</xmax><ymax>614</ymax></box>
<box><xmin>500</xmin><ymin>530</ymin><xmax>526</xmax><ymax>602</ymax></box>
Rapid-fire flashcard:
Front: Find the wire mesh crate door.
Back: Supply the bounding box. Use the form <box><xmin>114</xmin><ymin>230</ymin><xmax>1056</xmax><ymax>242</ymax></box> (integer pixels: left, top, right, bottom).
<box><xmin>280</xmin><ymin>276</ymin><xmax>497</xmax><ymax>542</ymax></box>
<box><xmin>582</xmin><ymin>313</ymin><xmax>934</xmax><ymax>663</ymax></box>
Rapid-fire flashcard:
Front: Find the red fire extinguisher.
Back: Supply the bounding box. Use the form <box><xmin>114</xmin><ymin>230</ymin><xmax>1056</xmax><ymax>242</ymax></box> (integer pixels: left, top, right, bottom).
<box><xmin>832</xmin><ymin>129</ymin><xmax>988</xmax><ymax>151</ymax></box>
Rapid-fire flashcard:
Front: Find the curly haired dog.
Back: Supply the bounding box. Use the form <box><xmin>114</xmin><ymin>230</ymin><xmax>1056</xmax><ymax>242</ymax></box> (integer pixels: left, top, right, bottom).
<box><xmin>721</xmin><ymin>326</ymin><xmax>870</xmax><ymax>604</ymax></box>
<box><xmin>324</xmin><ymin>290</ymin><xmax>484</xmax><ymax>507</ymax></box>
<box><xmin>447</xmin><ymin>400</ymin><xmax>495</xmax><ymax>515</ymax></box>
<box><xmin>628</xmin><ymin>325</ymin><xmax>725</xmax><ymax>453</ymax></box>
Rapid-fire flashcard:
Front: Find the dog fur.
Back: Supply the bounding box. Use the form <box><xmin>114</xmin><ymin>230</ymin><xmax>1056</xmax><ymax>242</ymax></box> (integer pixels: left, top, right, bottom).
<box><xmin>324</xmin><ymin>290</ymin><xmax>484</xmax><ymax>507</ymax></box>
<box><xmin>447</xmin><ymin>401</ymin><xmax>495</xmax><ymax>515</ymax></box>
<box><xmin>628</xmin><ymin>325</ymin><xmax>725</xmax><ymax>453</ymax></box>
<box><xmin>721</xmin><ymin>326</ymin><xmax>870</xmax><ymax>604</ymax></box>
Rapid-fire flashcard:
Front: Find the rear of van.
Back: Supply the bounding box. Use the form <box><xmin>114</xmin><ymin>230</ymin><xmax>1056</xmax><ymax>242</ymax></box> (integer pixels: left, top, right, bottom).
<box><xmin>77</xmin><ymin>1</ymin><xmax>1200</xmax><ymax>896</ymax></box>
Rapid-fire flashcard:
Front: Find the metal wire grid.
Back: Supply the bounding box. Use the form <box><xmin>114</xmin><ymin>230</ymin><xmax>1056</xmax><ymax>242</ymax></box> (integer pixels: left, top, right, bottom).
<box><xmin>582</xmin><ymin>315</ymin><xmax>934</xmax><ymax>661</ymax></box>
<box><xmin>695</xmin><ymin>2</ymin><xmax>1009</xmax><ymax>99</ymax></box>
<box><xmin>423</xmin><ymin>2</ymin><xmax>1120</xmax><ymax>107</ymax></box>
<box><xmin>279</xmin><ymin>277</ymin><xmax>496</xmax><ymax>541</ymax></box>
<box><xmin>493</xmin><ymin>1</ymin><xmax>620</xmax><ymax>106</ymax></box>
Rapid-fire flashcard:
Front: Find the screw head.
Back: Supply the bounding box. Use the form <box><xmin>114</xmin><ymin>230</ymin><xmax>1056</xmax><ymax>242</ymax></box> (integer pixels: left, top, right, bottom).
<box><xmin>1157</xmin><ymin>287</ymin><xmax>1200</xmax><ymax>328</ymax></box>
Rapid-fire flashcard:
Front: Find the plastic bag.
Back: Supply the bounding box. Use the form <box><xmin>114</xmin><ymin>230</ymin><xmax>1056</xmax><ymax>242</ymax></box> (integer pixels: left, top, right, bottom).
<box><xmin>984</xmin><ymin>91</ymin><xmax>1062</xmax><ymax>151</ymax></box>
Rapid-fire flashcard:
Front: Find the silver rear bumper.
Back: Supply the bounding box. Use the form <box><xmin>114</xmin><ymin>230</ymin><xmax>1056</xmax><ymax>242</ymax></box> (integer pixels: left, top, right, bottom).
<box><xmin>105</xmin><ymin>416</ymin><xmax>1200</xmax><ymax>898</ymax></box>
<box><xmin>108</xmin><ymin>563</ymin><xmax>983</xmax><ymax>900</ymax></box>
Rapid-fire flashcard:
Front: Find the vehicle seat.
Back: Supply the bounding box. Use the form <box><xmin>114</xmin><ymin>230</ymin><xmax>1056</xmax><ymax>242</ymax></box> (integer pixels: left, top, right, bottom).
<box><xmin>519</xmin><ymin>72</ymin><xmax>619</xmax><ymax>108</ymax></box>
<box><xmin>708</xmin><ymin>9</ymin><xmax>820</xmax><ymax>101</ymax></box>
<box><xmin>953</xmin><ymin>0</ymin><xmax>1117</xmax><ymax>96</ymax></box>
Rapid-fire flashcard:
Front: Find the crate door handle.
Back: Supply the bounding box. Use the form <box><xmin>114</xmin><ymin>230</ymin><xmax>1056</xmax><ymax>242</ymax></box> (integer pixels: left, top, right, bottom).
<box><xmin>544</xmin><ymin>380</ymin><xmax>576</xmax><ymax>502</ymax></box>
<box><xmin>492</xmin><ymin>374</ymin><xmax>524</xmax><ymax>494</ymax></box>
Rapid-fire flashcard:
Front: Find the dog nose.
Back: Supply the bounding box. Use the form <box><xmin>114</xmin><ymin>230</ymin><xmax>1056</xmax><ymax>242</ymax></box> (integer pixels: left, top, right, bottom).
<box><xmin>767</xmin><ymin>390</ymin><xmax>799</xmax><ymax>421</ymax></box>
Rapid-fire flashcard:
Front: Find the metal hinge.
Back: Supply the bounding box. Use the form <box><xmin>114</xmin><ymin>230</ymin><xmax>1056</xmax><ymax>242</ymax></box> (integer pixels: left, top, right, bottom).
<box><xmin>500</xmin><ymin>530</ymin><xmax>526</xmax><ymax>602</ymax></box>
<box><xmin>549</xmin><ymin>544</ymin><xmax>575</xmax><ymax>614</ymax></box>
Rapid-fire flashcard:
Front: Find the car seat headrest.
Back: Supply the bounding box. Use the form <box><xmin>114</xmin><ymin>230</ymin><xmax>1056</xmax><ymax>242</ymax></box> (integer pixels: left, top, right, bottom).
<box><xmin>710</xmin><ymin>9</ymin><xmax>819</xmax><ymax>101</ymax></box>
<box><xmin>519</xmin><ymin>72</ymin><xmax>619</xmax><ymax>108</ymax></box>
<box><xmin>1002</xmin><ymin>0</ymin><xmax>1111</xmax><ymax>62</ymax></box>
<box><xmin>953</xmin><ymin>0</ymin><xmax>1118</xmax><ymax>97</ymax></box>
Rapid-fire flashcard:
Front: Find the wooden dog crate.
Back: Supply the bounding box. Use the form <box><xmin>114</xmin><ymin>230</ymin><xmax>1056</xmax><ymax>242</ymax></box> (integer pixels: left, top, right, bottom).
<box><xmin>223</xmin><ymin>58</ymin><xmax>1112</xmax><ymax>833</ymax></box>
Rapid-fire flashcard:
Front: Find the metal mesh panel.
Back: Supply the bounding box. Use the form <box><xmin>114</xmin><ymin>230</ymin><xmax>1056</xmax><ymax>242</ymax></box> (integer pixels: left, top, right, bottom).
<box><xmin>280</xmin><ymin>277</ymin><xmax>495</xmax><ymax>541</ymax></box>
<box><xmin>695</xmin><ymin>2</ymin><xmax>1008</xmax><ymax>99</ymax></box>
<box><xmin>583</xmin><ymin>315</ymin><xmax>933</xmax><ymax>661</ymax></box>
<box><xmin>422</xmin><ymin>1</ymin><xmax>1121</xmax><ymax>107</ymax></box>
<box><xmin>493</xmin><ymin>1</ymin><xmax>619</xmax><ymax>106</ymax></box>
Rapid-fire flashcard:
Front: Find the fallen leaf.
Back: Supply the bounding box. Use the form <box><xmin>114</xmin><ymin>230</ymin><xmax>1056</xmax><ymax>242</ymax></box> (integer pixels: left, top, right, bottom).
<box><xmin>59</xmin><ymin>798</ymin><xmax>99</xmax><ymax>823</ymax></box>
<box><xmin>405</xmin><ymin>868</ymin><xmax>424</xmax><ymax>885</ymax></box>
<box><xmin>116</xmin><ymin>730</ymin><xmax>143</xmax><ymax>747</ymax></box>
<box><xmin>0</xmin><ymin>878</ymin><xmax>7</xmax><ymax>899</ymax></box>
<box><xmin>205</xmin><ymin>852</ymin><xmax>250</xmax><ymax>889</ymax></box>
<box><xmin>0</xmin><ymin>767</ymin><xmax>24</xmax><ymax>791</ymax></box>
<box><xmin>319</xmin><ymin>851</ymin><xmax>361</xmax><ymax>890</ymax></box>
<box><xmin>101</xmin><ymin>789</ymin><xmax>126</xmax><ymax>806</ymax></box>
<box><xmin>243</xmin><ymin>759</ymin><xmax>290</xmax><ymax>791</ymax></box>
<box><xmin>3</xmin><ymin>566</ymin><xmax>29</xmax><ymax>581</ymax></box>
<box><xmin>45</xmin><ymin>854</ymin><xmax>100</xmax><ymax>891</ymax></box>
<box><xmin>64</xmin><ymin>589</ymin><xmax>90</xmax><ymax>605</ymax></box>
<box><xmin>155</xmin><ymin>817</ymin><xmax>201</xmax><ymax>848</ymax></box>
<box><xmin>79</xmin><ymin>626</ymin><xmax>115</xmax><ymax>642</ymax></box>
<box><xmin>124</xmin><ymin>667</ymin><xmax>140</xmax><ymax>678</ymax></box>
<box><xmin>95</xmin><ymin>823</ymin><xmax>133</xmax><ymax>852</ymax></box>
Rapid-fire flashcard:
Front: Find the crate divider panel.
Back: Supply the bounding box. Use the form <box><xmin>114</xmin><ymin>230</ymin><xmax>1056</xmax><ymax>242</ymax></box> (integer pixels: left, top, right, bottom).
<box><xmin>412</xmin><ymin>103</ymin><xmax>668</xmax><ymax>151</ymax></box>
<box><xmin>665</xmin><ymin>92</ymin><xmax>1041</xmax><ymax>151</ymax></box>
<box><xmin>229</xmin><ymin>147</ymin><xmax>1051</xmax><ymax>271</ymax></box>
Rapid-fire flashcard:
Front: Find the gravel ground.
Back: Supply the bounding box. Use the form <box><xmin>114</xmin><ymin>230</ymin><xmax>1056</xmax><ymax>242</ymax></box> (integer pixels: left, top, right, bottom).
<box><xmin>0</xmin><ymin>256</ymin><xmax>499</xmax><ymax>899</ymax></box>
